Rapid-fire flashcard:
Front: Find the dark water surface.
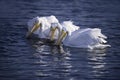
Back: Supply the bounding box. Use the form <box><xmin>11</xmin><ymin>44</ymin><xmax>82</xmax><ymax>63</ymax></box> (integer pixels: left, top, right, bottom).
<box><xmin>0</xmin><ymin>0</ymin><xmax>120</xmax><ymax>80</ymax></box>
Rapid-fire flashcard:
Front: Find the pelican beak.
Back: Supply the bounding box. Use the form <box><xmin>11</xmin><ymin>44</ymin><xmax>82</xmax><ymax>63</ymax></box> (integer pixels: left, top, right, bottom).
<box><xmin>56</xmin><ymin>30</ymin><xmax>68</xmax><ymax>45</ymax></box>
<box><xmin>26</xmin><ymin>22</ymin><xmax>41</xmax><ymax>38</ymax></box>
<box><xmin>50</xmin><ymin>27</ymin><xmax>58</xmax><ymax>41</ymax></box>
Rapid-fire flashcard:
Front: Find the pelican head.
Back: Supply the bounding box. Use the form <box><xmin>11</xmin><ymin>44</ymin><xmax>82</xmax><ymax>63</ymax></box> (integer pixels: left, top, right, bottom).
<box><xmin>55</xmin><ymin>28</ymin><xmax>68</xmax><ymax>45</ymax></box>
<box><xmin>26</xmin><ymin>18</ymin><xmax>41</xmax><ymax>38</ymax></box>
<box><xmin>49</xmin><ymin>23</ymin><xmax>60</xmax><ymax>41</ymax></box>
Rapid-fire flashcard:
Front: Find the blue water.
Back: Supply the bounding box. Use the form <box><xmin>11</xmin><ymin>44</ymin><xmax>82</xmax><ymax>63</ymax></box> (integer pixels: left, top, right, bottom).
<box><xmin>0</xmin><ymin>0</ymin><xmax>120</xmax><ymax>80</ymax></box>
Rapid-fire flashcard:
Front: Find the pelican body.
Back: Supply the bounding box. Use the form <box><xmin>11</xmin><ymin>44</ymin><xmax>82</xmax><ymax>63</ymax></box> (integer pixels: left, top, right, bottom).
<box><xmin>62</xmin><ymin>28</ymin><xmax>110</xmax><ymax>49</ymax></box>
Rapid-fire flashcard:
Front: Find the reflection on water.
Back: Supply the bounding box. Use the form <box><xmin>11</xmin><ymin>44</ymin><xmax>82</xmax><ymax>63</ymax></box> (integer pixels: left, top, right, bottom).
<box><xmin>31</xmin><ymin>39</ymin><xmax>72</xmax><ymax>78</ymax></box>
<box><xmin>87</xmin><ymin>49</ymin><xmax>107</xmax><ymax>79</ymax></box>
<box><xmin>28</xmin><ymin>39</ymin><xmax>109</xmax><ymax>79</ymax></box>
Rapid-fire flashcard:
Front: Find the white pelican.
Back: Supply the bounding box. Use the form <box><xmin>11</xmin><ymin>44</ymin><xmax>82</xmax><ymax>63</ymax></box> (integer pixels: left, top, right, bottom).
<box><xmin>26</xmin><ymin>15</ymin><xmax>59</xmax><ymax>39</ymax></box>
<box><xmin>51</xmin><ymin>21</ymin><xmax>110</xmax><ymax>49</ymax></box>
<box><xmin>49</xmin><ymin>21</ymin><xmax>79</xmax><ymax>42</ymax></box>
